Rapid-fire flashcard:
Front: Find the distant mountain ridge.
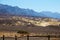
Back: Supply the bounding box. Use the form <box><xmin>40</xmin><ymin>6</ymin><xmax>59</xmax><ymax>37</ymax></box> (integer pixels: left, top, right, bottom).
<box><xmin>40</xmin><ymin>11</ymin><xmax>60</xmax><ymax>19</ymax></box>
<box><xmin>0</xmin><ymin>4</ymin><xmax>60</xmax><ymax>19</ymax></box>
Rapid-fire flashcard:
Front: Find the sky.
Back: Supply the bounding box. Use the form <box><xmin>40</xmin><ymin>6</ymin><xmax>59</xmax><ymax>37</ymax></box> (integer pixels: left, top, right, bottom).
<box><xmin>0</xmin><ymin>0</ymin><xmax>60</xmax><ymax>13</ymax></box>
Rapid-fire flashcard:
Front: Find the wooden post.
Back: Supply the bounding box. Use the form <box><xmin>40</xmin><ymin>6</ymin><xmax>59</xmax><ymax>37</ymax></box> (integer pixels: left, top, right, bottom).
<box><xmin>48</xmin><ymin>35</ymin><xmax>50</xmax><ymax>40</ymax></box>
<box><xmin>3</xmin><ymin>35</ymin><xmax>5</xmax><ymax>40</ymax></box>
<box><xmin>27</xmin><ymin>35</ymin><xmax>29</xmax><ymax>40</ymax></box>
<box><xmin>15</xmin><ymin>35</ymin><xmax>17</xmax><ymax>40</ymax></box>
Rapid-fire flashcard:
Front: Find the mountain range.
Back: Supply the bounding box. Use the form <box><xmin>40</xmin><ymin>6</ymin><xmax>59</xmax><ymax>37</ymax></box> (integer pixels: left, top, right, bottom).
<box><xmin>0</xmin><ymin>4</ymin><xmax>60</xmax><ymax>19</ymax></box>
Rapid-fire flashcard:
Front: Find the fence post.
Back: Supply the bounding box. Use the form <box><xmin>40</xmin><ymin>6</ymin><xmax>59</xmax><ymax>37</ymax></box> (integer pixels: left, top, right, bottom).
<box><xmin>48</xmin><ymin>35</ymin><xmax>50</xmax><ymax>40</ymax></box>
<box><xmin>3</xmin><ymin>35</ymin><xmax>5</xmax><ymax>40</ymax></box>
<box><xmin>15</xmin><ymin>35</ymin><xmax>17</xmax><ymax>40</ymax></box>
<box><xmin>27</xmin><ymin>35</ymin><xmax>29</xmax><ymax>40</ymax></box>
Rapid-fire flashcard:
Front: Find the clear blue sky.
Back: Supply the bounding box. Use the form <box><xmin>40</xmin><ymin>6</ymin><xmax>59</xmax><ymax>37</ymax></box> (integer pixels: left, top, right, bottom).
<box><xmin>0</xmin><ymin>0</ymin><xmax>60</xmax><ymax>13</ymax></box>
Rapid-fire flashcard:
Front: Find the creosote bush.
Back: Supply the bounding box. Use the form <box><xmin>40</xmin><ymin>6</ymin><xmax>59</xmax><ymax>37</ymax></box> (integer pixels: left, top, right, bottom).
<box><xmin>17</xmin><ymin>30</ymin><xmax>29</xmax><ymax>34</ymax></box>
